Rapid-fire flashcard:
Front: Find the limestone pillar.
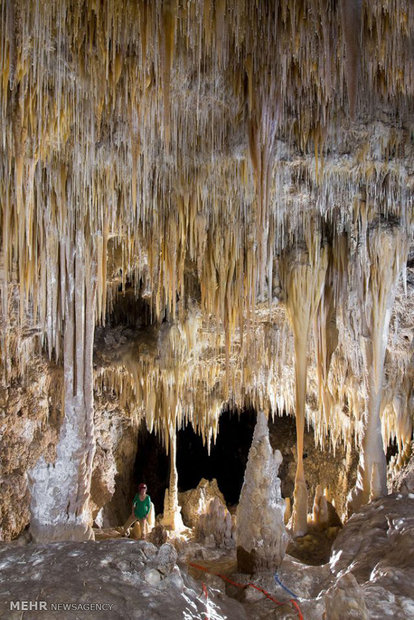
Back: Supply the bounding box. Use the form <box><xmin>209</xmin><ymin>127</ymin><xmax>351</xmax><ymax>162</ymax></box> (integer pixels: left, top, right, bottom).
<box><xmin>280</xmin><ymin>236</ymin><xmax>328</xmax><ymax>536</ymax></box>
<box><xmin>161</xmin><ymin>430</ymin><xmax>185</xmax><ymax>532</ymax></box>
<box><xmin>29</xmin><ymin>231</ymin><xmax>97</xmax><ymax>542</ymax></box>
<box><xmin>350</xmin><ymin>224</ymin><xmax>407</xmax><ymax>511</ymax></box>
<box><xmin>313</xmin><ymin>484</ymin><xmax>329</xmax><ymax>526</ymax></box>
<box><xmin>236</xmin><ymin>412</ymin><xmax>288</xmax><ymax>573</ymax></box>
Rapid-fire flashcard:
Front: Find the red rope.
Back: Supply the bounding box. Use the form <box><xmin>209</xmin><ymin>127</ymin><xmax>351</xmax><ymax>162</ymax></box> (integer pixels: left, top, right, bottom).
<box><xmin>202</xmin><ymin>582</ymin><xmax>210</xmax><ymax>620</ymax></box>
<box><xmin>189</xmin><ymin>562</ymin><xmax>303</xmax><ymax>620</ymax></box>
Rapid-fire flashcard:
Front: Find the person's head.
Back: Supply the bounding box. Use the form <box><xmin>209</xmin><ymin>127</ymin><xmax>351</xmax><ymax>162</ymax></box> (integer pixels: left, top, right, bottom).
<box><xmin>138</xmin><ymin>483</ymin><xmax>147</xmax><ymax>496</ymax></box>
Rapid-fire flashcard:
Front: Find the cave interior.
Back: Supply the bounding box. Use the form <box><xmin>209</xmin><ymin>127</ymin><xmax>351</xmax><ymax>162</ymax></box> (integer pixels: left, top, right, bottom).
<box><xmin>0</xmin><ymin>1</ymin><xmax>413</xmax><ymax>618</ymax></box>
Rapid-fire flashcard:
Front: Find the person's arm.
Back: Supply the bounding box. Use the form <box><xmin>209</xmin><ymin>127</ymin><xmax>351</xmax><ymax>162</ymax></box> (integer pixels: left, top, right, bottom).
<box><xmin>144</xmin><ymin>496</ymin><xmax>151</xmax><ymax>517</ymax></box>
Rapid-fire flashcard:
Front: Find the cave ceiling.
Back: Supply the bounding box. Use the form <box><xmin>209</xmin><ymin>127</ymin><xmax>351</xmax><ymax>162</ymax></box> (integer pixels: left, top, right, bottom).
<box><xmin>0</xmin><ymin>0</ymin><xmax>413</xmax><ymax>454</ymax></box>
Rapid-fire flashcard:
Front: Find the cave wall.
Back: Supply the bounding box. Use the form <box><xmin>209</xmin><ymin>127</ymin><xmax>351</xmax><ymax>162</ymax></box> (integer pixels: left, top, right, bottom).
<box><xmin>269</xmin><ymin>415</ymin><xmax>357</xmax><ymax>520</ymax></box>
<box><xmin>0</xmin><ymin>300</ymin><xmax>63</xmax><ymax>540</ymax></box>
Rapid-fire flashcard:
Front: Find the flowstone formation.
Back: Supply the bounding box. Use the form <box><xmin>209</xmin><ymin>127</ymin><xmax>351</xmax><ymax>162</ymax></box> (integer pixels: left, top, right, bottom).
<box><xmin>0</xmin><ymin>0</ymin><xmax>413</xmax><ymax>548</ymax></box>
<box><xmin>236</xmin><ymin>412</ymin><xmax>288</xmax><ymax>572</ymax></box>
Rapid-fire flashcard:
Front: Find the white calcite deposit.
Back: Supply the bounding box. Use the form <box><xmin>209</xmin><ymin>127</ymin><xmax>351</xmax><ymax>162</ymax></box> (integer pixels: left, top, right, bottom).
<box><xmin>195</xmin><ymin>497</ymin><xmax>235</xmax><ymax>548</ymax></box>
<box><xmin>236</xmin><ymin>412</ymin><xmax>288</xmax><ymax>572</ymax></box>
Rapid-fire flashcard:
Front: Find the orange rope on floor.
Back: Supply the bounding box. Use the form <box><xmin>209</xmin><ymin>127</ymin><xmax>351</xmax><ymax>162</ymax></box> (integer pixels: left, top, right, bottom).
<box><xmin>201</xmin><ymin>582</ymin><xmax>210</xmax><ymax>620</ymax></box>
<box><xmin>189</xmin><ymin>562</ymin><xmax>304</xmax><ymax>620</ymax></box>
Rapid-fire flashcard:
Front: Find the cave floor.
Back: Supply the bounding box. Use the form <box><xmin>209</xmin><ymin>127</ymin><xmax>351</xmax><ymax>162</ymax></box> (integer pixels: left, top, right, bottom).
<box><xmin>2</xmin><ymin>494</ymin><xmax>412</xmax><ymax>619</ymax></box>
<box><xmin>286</xmin><ymin>523</ymin><xmax>341</xmax><ymax>566</ymax></box>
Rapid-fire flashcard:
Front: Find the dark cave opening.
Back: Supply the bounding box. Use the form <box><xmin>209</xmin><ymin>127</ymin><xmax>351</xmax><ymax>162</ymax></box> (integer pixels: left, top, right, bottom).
<box><xmin>386</xmin><ymin>436</ymin><xmax>399</xmax><ymax>462</ymax></box>
<box><xmin>133</xmin><ymin>424</ymin><xmax>170</xmax><ymax>515</ymax></box>
<box><xmin>98</xmin><ymin>282</ymin><xmax>359</xmax><ymax>524</ymax></box>
<box><xmin>177</xmin><ymin>407</ymin><xmax>257</xmax><ymax>506</ymax></box>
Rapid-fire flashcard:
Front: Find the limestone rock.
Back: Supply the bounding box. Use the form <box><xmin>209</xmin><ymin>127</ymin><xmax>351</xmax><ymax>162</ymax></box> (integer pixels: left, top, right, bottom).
<box><xmin>324</xmin><ymin>572</ymin><xmax>369</xmax><ymax>620</ymax></box>
<box><xmin>179</xmin><ymin>478</ymin><xmax>226</xmax><ymax>528</ymax></box>
<box><xmin>144</xmin><ymin>567</ymin><xmax>161</xmax><ymax>586</ymax></box>
<box><xmin>139</xmin><ymin>541</ymin><xmax>158</xmax><ymax>560</ymax></box>
<box><xmin>195</xmin><ymin>497</ymin><xmax>235</xmax><ymax>548</ymax></box>
<box><xmin>0</xmin><ymin>540</ymin><xmax>248</xmax><ymax>619</ymax></box>
<box><xmin>129</xmin><ymin>522</ymin><xmax>142</xmax><ymax>540</ymax></box>
<box><xmin>236</xmin><ymin>412</ymin><xmax>288</xmax><ymax>572</ymax></box>
<box><xmin>329</xmin><ymin>494</ymin><xmax>414</xmax><ymax>616</ymax></box>
<box><xmin>156</xmin><ymin>543</ymin><xmax>178</xmax><ymax>575</ymax></box>
<box><xmin>389</xmin><ymin>443</ymin><xmax>414</xmax><ymax>495</ymax></box>
<box><xmin>147</xmin><ymin>524</ymin><xmax>168</xmax><ymax>546</ymax></box>
<box><xmin>312</xmin><ymin>484</ymin><xmax>329</xmax><ymax>527</ymax></box>
<box><xmin>0</xmin><ymin>358</ymin><xmax>63</xmax><ymax>541</ymax></box>
<box><xmin>92</xmin><ymin>416</ymin><xmax>139</xmax><ymax>528</ymax></box>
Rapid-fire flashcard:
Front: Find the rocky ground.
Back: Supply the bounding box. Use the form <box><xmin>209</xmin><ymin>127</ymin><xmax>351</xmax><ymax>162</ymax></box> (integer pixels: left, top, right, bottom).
<box><xmin>0</xmin><ymin>539</ymin><xmax>246</xmax><ymax>620</ymax></box>
<box><xmin>0</xmin><ymin>491</ymin><xmax>413</xmax><ymax>619</ymax></box>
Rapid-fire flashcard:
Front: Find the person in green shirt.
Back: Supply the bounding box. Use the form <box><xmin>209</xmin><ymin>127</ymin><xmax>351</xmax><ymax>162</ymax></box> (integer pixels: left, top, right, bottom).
<box><xmin>123</xmin><ymin>483</ymin><xmax>151</xmax><ymax>539</ymax></box>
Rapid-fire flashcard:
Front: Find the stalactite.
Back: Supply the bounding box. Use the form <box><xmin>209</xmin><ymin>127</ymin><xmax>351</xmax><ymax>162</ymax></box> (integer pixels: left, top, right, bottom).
<box><xmin>349</xmin><ymin>220</ymin><xmax>408</xmax><ymax>512</ymax></box>
<box><xmin>160</xmin><ymin>0</ymin><xmax>177</xmax><ymax>149</ymax></box>
<box><xmin>5</xmin><ymin>0</ymin><xmax>16</xmax><ymax>90</ymax></box>
<box><xmin>280</xmin><ymin>227</ymin><xmax>328</xmax><ymax>536</ymax></box>
<box><xmin>314</xmin><ymin>255</ymin><xmax>339</xmax><ymax>439</ymax></box>
<box><xmin>340</xmin><ymin>0</ymin><xmax>362</xmax><ymax>118</ymax></box>
<box><xmin>0</xmin><ymin>1</ymin><xmax>412</xmax><ymax>537</ymax></box>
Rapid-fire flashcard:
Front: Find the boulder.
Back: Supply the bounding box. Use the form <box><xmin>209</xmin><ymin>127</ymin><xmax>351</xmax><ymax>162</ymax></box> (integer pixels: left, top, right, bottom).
<box><xmin>178</xmin><ymin>478</ymin><xmax>226</xmax><ymax>528</ymax></box>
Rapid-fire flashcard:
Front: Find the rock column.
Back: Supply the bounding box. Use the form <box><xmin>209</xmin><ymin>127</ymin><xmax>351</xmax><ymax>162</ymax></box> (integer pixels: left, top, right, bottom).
<box><xmin>161</xmin><ymin>429</ymin><xmax>185</xmax><ymax>532</ymax></box>
<box><xmin>236</xmin><ymin>412</ymin><xmax>288</xmax><ymax>572</ymax></box>
<box><xmin>29</xmin><ymin>227</ymin><xmax>97</xmax><ymax>542</ymax></box>
<box><xmin>280</xmin><ymin>237</ymin><xmax>328</xmax><ymax>536</ymax></box>
<box><xmin>351</xmin><ymin>223</ymin><xmax>407</xmax><ymax>511</ymax></box>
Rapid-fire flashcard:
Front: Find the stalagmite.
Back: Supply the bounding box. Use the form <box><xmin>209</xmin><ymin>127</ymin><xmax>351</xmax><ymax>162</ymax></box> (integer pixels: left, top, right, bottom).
<box><xmin>179</xmin><ymin>478</ymin><xmax>226</xmax><ymax>528</ymax></box>
<box><xmin>350</xmin><ymin>222</ymin><xmax>408</xmax><ymax>511</ymax></box>
<box><xmin>161</xmin><ymin>430</ymin><xmax>185</xmax><ymax>532</ymax></box>
<box><xmin>236</xmin><ymin>412</ymin><xmax>288</xmax><ymax>573</ymax></box>
<box><xmin>280</xmin><ymin>233</ymin><xmax>328</xmax><ymax>536</ymax></box>
<box><xmin>312</xmin><ymin>484</ymin><xmax>329</xmax><ymax>527</ymax></box>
